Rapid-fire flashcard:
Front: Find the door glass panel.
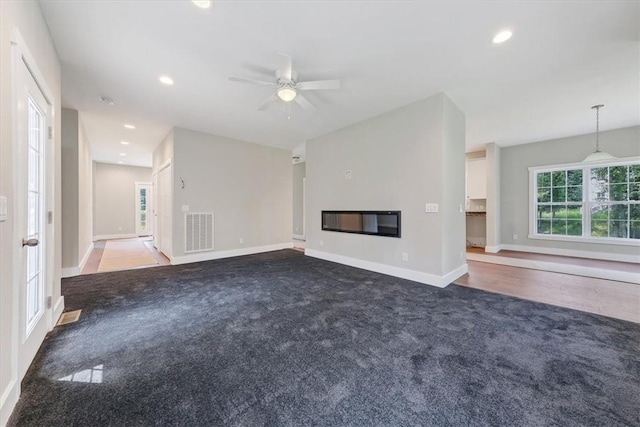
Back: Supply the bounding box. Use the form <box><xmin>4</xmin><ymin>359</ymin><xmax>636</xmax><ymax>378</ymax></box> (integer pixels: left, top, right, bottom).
<box><xmin>26</xmin><ymin>97</ymin><xmax>44</xmax><ymax>329</ymax></box>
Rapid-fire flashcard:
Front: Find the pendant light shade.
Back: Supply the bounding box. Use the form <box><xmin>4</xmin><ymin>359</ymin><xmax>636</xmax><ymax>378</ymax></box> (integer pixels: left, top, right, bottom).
<box><xmin>583</xmin><ymin>104</ymin><xmax>615</xmax><ymax>163</ymax></box>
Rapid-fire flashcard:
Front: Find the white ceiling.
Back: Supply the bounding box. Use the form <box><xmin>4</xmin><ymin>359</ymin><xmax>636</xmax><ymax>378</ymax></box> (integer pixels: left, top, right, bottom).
<box><xmin>40</xmin><ymin>1</ymin><xmax>640</xmax><ymax>167</ymax></box>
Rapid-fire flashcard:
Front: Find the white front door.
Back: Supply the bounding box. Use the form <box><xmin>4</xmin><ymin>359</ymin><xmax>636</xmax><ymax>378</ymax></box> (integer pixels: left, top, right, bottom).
<box><xmin>17</xmin><ymin>59</ymin><xmax>52</xmax><ymax>378</ymax></box>
<box><xmin>135</xmin><ymin>182</ymin><xmax>152</xmax><ymax>236</ymax></box>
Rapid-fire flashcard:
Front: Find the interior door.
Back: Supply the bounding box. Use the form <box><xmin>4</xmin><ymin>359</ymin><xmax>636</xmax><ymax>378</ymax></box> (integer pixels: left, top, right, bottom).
<box><xmin>18</xmin><ymin>59</ymin><xmax>51</xmax><ymax>378</ymax></box>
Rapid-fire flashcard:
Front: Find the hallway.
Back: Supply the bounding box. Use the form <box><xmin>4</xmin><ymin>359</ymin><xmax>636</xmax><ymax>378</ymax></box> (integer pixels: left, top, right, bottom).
<box><xmin>82</xmin><ymin>237</ymin><xmax>170</xmax><ymax>274</ymax></box>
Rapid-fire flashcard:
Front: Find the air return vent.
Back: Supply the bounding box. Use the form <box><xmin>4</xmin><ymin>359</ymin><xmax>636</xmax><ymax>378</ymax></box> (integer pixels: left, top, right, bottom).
<box><xmin>185</xmin><ymin>213</ymin><xmax>214</xmax><ymax>253</ymax></box>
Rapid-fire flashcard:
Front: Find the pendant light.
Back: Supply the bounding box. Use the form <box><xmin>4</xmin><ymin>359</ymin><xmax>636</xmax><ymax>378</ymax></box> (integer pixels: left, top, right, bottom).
<box><xmin>583</xmin><ymin>104</ymin><xmax>615</xmax><ymax>162</ymax></box>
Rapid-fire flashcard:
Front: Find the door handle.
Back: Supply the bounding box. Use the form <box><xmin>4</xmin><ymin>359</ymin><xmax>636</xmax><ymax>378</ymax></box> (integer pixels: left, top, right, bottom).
<box><xmin>22</xmin><ymin>238</ymin><xmax>39</xmax><ymax>247</ymax></box>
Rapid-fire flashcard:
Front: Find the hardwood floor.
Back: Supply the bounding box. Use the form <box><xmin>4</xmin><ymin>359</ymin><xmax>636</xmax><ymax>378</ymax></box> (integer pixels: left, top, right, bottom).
<box><xmin>81</xmin><ymin>237</ymin><xmax>170</xmax><ymax>275</ymax></box>
<box><xmin>457</xmin><ymin>260</ymin><xmax>640</xmax><ymax>323</ymax></box>
<box><xmin>81</xmin><ymin>241</ymin><xmax>638</xmax><ymax>323</ymax></box>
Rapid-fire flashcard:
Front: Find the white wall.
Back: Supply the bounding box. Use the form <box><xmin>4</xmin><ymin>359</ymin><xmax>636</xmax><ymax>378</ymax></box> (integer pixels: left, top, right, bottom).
<box><xmin>61</xmin><ymin>108</ymin><xmax>93</xmax><ymax>276</ymax></box>
<box><xmin>93</xmin><ymin>163</ymin><xmax>152</xmax><ymax>239</ymax></box>
<box><xmin>293</xmin><ymin>162</ymin><xmax>306</xmax><ymax>237</ymax></box>
<box><xmin>500</xmin><ymin>126</ymin><xmax>640</xmax><ymax>259</ymax></box>
<box><xmin>0</xmin><ymin>1</ymin><xmax>62</xmax><ymax>424</ymax></box>
<box><xmin>485</xmin><ymin>143</ymin><xmax>501</xmax><ymax>251</ymax></box>
<box><xmin>61</xmin><ymin>109</ymin><xmax>79</xmax><ymax>269</ymax></box>
<box><xmin>306</xmin><ymin>93</ymin><xmax>467</xmax><ymax>287</ymax></box>
<box><xmin>78</xmin><ymin>118</ymin><xmax>93</xmax><ymax>264</ymax></box>
<box><xmin>169</xmin><ymin>127</ymin><xmax>292</xmax><ymax>262</ymax></box>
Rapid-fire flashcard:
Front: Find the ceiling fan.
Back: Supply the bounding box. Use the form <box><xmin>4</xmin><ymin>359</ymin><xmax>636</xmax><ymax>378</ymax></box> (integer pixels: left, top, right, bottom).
<box><xmin>229</xmin><ymin>53</ymin><xmax>341</xmax><ymax>113</ymax></box>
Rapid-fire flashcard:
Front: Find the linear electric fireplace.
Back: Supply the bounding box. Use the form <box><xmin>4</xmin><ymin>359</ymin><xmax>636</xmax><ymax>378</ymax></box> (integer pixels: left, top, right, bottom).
<box><xmin>322</xmin><ymin>211</ymin><xmax>401</xmax><ymax>238</ymax></box>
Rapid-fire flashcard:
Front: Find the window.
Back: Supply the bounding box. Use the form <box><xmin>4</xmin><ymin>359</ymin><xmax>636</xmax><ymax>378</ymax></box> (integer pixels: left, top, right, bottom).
<box><xmin>531</xmin><ymin>158</ymin><xmax>640</xmax><ymax>244</ymax></box>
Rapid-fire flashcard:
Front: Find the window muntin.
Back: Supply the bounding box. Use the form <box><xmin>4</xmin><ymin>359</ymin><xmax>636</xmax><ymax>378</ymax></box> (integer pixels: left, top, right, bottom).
<box><xmin>533</xmin><ymin>160</ymin><xmax>640</xmax><ymax>242</ymax></box>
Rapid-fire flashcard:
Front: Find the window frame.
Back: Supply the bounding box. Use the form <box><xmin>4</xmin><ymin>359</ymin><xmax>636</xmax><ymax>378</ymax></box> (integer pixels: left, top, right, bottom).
<box><xmin>528</xmin><ymin>156</ymin><xmax>640</xmax><ymax>247</ymax></box>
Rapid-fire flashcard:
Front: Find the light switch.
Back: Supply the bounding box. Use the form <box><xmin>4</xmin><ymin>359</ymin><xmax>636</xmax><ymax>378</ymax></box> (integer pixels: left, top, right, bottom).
<box><xmin>425</xmin><ymin>203</ymin><xmax>439</xmax><ymax>213</ymax></box>
<box><xmin>181</xmin><ymin>205</ymin><xmax>189</xmax><ymax>212</ymax></box>
<box><xmin>0</xmin><ymin>196</ymin><xmax>7</xmax><ymax>222</ymax></box>
<box><xmin>344</xmin><ymin>170</ymin><xmax>352</xmax><ymax>180</ymax></box>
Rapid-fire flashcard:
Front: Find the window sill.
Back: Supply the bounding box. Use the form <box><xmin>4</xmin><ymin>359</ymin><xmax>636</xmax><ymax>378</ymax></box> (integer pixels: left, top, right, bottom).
<box><xmin>528</xmin><ymin>234</ymin><xmax>640</xmax><ymax>247</ymax></box>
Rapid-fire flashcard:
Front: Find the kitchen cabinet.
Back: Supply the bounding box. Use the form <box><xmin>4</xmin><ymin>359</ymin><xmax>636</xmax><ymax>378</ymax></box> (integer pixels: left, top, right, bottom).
<box><xmin>466</xmin><ymin>158</ymin><xmax>487</xmax><ymax>199</ymax></box>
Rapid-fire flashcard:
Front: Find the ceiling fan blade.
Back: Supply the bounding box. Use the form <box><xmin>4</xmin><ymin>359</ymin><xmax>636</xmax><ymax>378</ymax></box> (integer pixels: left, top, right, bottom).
<box><xmin>294</xmin><ymin>93</ymin><xmax>316</xmax><ymax>111</ymax></box>
<box><xmin>297</xmin><ymin>79</ymin><xmax>341</xmax><ymax>91</ymax></box>
<box><xmin>229</xmin><ymin>76</ymin><xmax>276</xmax><ymax>87</ymax></box>
<box><xmin>279</xmin><ymin>53</ymin><xmax>293</xmax><ymax>82</ymax></box>
<box><xmin>258</xmin><ymin>94</ymin><xmax>279</xmax><ymax>111</ymax></box>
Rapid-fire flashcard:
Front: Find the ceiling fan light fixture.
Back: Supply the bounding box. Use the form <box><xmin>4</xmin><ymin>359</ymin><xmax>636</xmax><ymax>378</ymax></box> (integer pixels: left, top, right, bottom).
<box><xmin>277</xmin><ymin>87</ymin><xmax>297</xmax><ymax>102</ymax></box>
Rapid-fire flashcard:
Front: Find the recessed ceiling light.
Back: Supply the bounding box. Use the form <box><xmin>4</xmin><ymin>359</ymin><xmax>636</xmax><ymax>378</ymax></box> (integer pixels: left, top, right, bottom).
<box><xmin>159</xmin><ymin>75</ymin><xmax>174</xmax><ymax>85</ymax></box>
<box><xmin>493</xmin><ymin>30</ymin><xmax>512</xmax><ymax>44</ymax></box>
<box><xmin>118</xmin><ymin>161</ymin><xmax>124</xmax><ymax>164</ymax></box>
<box><xmin>124</xmin><ymin>124</ymin><xmax>135</xmax><ymax>129</ymax></box>
<box><xmin>119</xmin><ymin>153</ymin><xmax>127</xmax><ymax>156</ymax></box>
<box><xmin>192</xmin><ymin>0</ymin><xmax>212</xmax><ymax>8</ymax></box>
<box><xmin>121</xmin><ymin>141</ymin><xmax>130</xmax><ymax>145</ymax></box>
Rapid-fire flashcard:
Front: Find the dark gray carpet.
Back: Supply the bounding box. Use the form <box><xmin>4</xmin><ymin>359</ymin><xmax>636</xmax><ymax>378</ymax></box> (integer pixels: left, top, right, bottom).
<box><xmin>9</xmin><ymin>250</ymin><xmax>640</xmax><ymax>426</ymax></box>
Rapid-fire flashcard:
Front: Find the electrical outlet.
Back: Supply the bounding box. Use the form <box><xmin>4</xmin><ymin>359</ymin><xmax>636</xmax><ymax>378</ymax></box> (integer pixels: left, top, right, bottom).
<box><xmin>344</xmin><ymin>170</ymin><xmax>352</xmax><ymax>180</ymax></box>
<box><xmin>239</xmin><ymin>238</ymin><xmax>244</xmax><ymax>244</ymax></box>
<box><xmin>513</xmin><ymin>234</ymin><xmax>519</xmax><ymax>240</ymax></box>
<box><xmin>319</xmin><ymin>240</ymin><xmax>324</xmax><ymax>247</ymax></box>
<box><xmin>401</xmin><ymin>252</ymin><xmax>408</xmax><ymax>263</ymax></box>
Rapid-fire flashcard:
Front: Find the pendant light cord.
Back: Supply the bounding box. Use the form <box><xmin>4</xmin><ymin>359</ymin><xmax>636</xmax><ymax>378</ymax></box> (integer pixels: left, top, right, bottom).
<box><xmin>592</xmin><ymin>104</ymin><xmax>604</xmax><ymax>153</ymax></box>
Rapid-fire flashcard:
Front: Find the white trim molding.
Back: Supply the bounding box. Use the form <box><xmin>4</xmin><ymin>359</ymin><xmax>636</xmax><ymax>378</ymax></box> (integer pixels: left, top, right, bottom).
<box><xmin>52</xmin><ymin>296</ymin><xmax>65</xmax><ymax>329</ymax></box>
<box><xmin>499</xmin><ymin>243</ymin><xmax>639</xmax><ymax>264</ymax></box>
<box><xmin>305</xmin><ymin>249</ymin><xmax>468</xmax><ymax>288</ymax></box>
<box><xmin>467</xmin><ymin>251</ymin><xmax>639</xmax><ymax>284</ymax></box>
<box><xmin>0</xmin><ymin>379</ymin><xmax>19</xmax><ymax>427</ymax></box>
<box><xmin>484</xmin><ymin>245</ymin><xmax>503</xmax><ymax>253</ymax></box>
<box><xmin>61</xmin><ymin>243</ymin><xmax>94</xmax><ymax>278</ymax></box>
<box><xmin>293</xmin><ymin>234</ymin><xmax>305</xmax><ymax>241</ymax></box>
<box><xmin>171</xmin><ymin>242</ymin><xmax>294</xmax><ymax>265</ymax></box>
<box><xmin>93</xmin><ymin>233</ymin><xmax>137</xmax><ymax>241</ymax></box>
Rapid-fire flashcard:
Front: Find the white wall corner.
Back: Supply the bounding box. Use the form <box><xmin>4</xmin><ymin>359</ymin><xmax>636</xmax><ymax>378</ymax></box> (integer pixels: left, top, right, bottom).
<box><xmin>306</xmin><ymin>249</ymin><xmax>467</xmax><ymax>288</ymax></box>
<box><xmin>61</xmin><ymin>239</ymin><xmax>93</xmax><ymax>278</ymax></box>
<box><xmin>79</xmin><ymin>242</ymin><xmax>94</xmax><ymax>273</ymax></box>
<box><xmin>0</xmin><ymin>379</ymin><xmax>19</xmax><ymax>427</ymax></box>
<box><xmin>61</xmin><ymin>267</ymin><xmax>80</xmax><ymax>278</ymax></box>
<box><xmin>170</xmin><ymin>242</ymin><xmax>294</xmax><ymax>265</ymax></box>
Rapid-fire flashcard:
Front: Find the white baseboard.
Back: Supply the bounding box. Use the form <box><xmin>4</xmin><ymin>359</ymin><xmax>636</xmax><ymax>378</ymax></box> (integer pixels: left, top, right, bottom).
<box><xmin>171</xmin><ymin>242</ymin><xmax>294</xmax><ymax>265</ymax></box>
<box><xmin>305</xmin><ymin>249</ymin><xmax>468</xmax><ymax>288</ymax></box>
<box><xmin>293</xmin><ymin>234</ymin><xmax>305</xmax><ymax>241</ymax></box>
<box><xmin>467</xmin><ymin>252</ymin><xmax>639</xmax><ymax>284</ymax></box>
<box><xmin>500</xmin><ymin>244</ymin><xmax>639</xmax><ymax>264</ymax></box>
<box><xmin>61</xmin><ymin>267</ymin><xmax>79</xmax><ymax>278</ymax></box>
<box><xmin>61</xmin><ymin>242</ymin><xmax>94</xmax><ymax>278</ymax></box>
<box><xmin>52</xmin><ymin>296</ymin><xmax>65</xmax><ymax>328</ymax></box>
<box><xmin>0</xmin><ymin>379</ymin><xmax>18</xmax><ymax>427</ymax></box>
<box><xmin>484</xmin><ymin>245</ymin><xmax>503</xmax><ymax>253</ymax></box>
<box><xmin>93</xmin><ymin>233</ymin><xmax>137</xmax><ymax>241</ymax></box>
